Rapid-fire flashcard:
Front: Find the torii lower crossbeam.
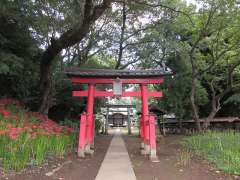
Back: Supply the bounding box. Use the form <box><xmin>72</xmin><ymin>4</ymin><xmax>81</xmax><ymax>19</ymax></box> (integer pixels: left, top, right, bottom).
<box><xmin>73</xmin><ymin>90</ymin><xmax>162</xmax><ymax>97</ymax></box>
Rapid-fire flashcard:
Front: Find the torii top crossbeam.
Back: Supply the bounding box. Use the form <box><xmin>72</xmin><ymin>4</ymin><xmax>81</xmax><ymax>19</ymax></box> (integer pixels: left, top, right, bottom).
<box><xmin>65</xmin><ymin>68</ymin><xmax>172</xmax><ymax>78</ymax></box>
<box><xmin>66</xmin><ymin>68</ymin><xmax>172</xmax><ymax>98</ymax></box>
<box><xmin>66</xmin><ymin>68</ymin><xmax>172</xmax><ymax>97</ymax></box>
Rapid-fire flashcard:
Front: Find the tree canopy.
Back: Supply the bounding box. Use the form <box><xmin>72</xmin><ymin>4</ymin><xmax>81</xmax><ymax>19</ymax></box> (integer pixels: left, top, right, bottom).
<box><xmin>0</xmin><ymin>0</ymin><xmax>240</xmax><ymax>130</ymax></box>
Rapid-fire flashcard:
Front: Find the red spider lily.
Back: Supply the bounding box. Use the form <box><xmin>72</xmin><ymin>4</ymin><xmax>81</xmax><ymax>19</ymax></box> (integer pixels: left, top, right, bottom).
<box><xmin>0</xmin><ymin>98</ymin><xmax>75</xmax><ymax>140</ymax></box>
<box><xmin>32</xmin><ymin>125</ymin><xmax>38</xmax><ymax>129</ymax></box>
<box><xmin>8</xmin><ymin>127</ymin><xmax>24</xmax><ymax>139</ymax></box>
<box><xmin>0</xmin><ymin>110</ymin><xmax>10</xmax><ymax>117</ymax></box>
<box><xmin>7</xmin><ymin>124</ymin><xmax>12</xmax><ymax>129</ymax></box>
<box><xmin>9</xmin><ymin>133</ymin><xmax>18</xmax><ymax>139</ymax></box>
<box><xmin>0</xmin><ymin>130</ymin><xmax>6</xmax><ymax>135</ymax></box>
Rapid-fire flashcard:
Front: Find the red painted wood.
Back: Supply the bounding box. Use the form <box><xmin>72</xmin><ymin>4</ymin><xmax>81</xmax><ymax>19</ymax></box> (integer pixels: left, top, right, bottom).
<box><xmin>141</xmin><ymin>84</ymin><xmax>149</xmax><ymax>146</ymax></box>
<box><xmin>78</xmin><ymin>113</ymin><xmax>87</xmax><ymax>153</ymax></box>
<box><xmin>73</xmin><ymin>90</ymin><xmax>162</xmax><ymax>97</ymax></box>
<box><xmin>149</xmin><ymin>114</ymin><xmax>156</xmax><ymax>150</ymax></box>
<box><xmin>71</xmin><ymin>77</ymin><xmax>164</xmax><ymax>84</ymax></box>
<box><xmin>86</xmin><ymin>84</ymin><xmax>95</xmax><ymax>145</ymax></box>
<box><xmin>95</xmin><ymin>91</ymin><xmax>113</xmax><ymax>97</ymax></box>
<box><xmin>147</xmin><ymin>92</ymin><xmax>163</xmax><ymax>97</ymax></box>
<box><xmin>140</xmin><ymin>116</ymin><xmax>143</xmax><ymax>138</ymax></box>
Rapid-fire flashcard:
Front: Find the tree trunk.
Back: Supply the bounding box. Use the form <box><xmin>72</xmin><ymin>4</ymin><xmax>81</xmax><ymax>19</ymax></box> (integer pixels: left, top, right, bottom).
<box><xmin>203</xmin><ymin>89</ymin><xmax>221</xmax><ymax>130</ymax></box>
<box><xmin>204</xmin><ymin>110</ymin><xmax>217</xmax><ymax>130</ymax></box>
<box><xmin>39</xmin><ymin>49</ymin><xmax>58</xmax><ymax>114</ymax></box>
<box><xmin>38</xmin><ymin>0</ymin><xmax>112</xmax><ymax>114</ymax></box>
<box><xmin>190</xmin><ymin>76</ymin><xmax>202</xmax><ymax>132</ymax></box>
<box><xmin>115</xmin><ymin>1</ymin><xmax>126</xmax><ymax>69</ymax></box>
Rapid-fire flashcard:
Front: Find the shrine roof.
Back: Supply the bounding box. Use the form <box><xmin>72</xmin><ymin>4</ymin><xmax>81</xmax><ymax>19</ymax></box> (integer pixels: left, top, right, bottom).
<box><xmin>65</xmin><ymin>67</ymin><xmax>173</xmax><ymax>78</ymax></box>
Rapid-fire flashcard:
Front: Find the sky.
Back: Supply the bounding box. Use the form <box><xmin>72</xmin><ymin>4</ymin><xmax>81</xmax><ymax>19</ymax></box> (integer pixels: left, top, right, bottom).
<box><xmin>186</xmin><ymin>0</ymin><xmax>197</xmax><ymax>5</ymax></box>
<box><xmin>185</xmin><ymin>0</ymin><xmax>201</xmax><ymax>9</ymax></box>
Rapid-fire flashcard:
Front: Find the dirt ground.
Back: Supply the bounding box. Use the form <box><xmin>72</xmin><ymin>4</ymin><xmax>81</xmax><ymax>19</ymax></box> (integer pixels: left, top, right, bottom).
<box><xmin>0</xmin><ymin>135</ymin><xmax>112</xmax><ymax>180</ymax></box>
<box><xmin>123</xmin><ymin>135</ymin><xmax>238</xmax><ymax>180</ymax></box>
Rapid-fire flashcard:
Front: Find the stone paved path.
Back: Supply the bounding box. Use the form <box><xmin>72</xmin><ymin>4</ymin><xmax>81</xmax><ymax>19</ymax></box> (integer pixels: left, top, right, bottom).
<box><xmin>95</xmin><ymin>130</ymin><xmax>137</xmax><ymax>180</ymax></box>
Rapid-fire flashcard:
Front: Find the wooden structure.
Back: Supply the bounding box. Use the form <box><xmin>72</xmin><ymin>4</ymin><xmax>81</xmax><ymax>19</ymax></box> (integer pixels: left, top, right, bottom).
<box><xmin>108</xmin><ymin>113</ymin><xmax>127</xmax><ymax>127</ymax></box>
<box><xmin>66</xmin><ymin>68</ymin><xmax>172</xmax><ymax>161</ymax></box>
<box><xmin>104</xmin><ymin>104</ymin><xmax>135</xmax><ymax>135</ymax></box>
<box><xmin>161</xmin><ymin>117</ymin><xmax>240</xmax><ymax>134</ymax></box>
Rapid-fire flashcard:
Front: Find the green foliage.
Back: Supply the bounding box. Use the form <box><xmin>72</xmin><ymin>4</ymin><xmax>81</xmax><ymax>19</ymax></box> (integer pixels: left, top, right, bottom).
<box><xmin>154</xmin><ymin>0</ymin><xmax>240</xmax><ymax>119</ymax></box>
<box><xmin>183</xmin><ymin>131</ymin><xmax>240</xmax><ymax>175</ymax></box>
<box><xmin>224</xmin><ymin>94</ymin><xmax>240</xmax><ymax>105</ymax></box>
<box><xmin>155</xmin><ymin>52</ymin><xmax>208</xmax><ymax>119</ymax></box>
<box><xmin>0</xmin><ymin>132</ymin><xmax>75</xmax><ymax>171</ymax></box>
<box><xmin>0</xmin><ymin>1</ymin><xmax>41</xmax><ymax>108</ymax></box>
<box><xmin>95</xmin><ymin>113</ymin><xmax>104</xmax><ymax>134</ymax></box>
<box><xmin>80</xmin><ymin>54</ymin><xmax>116</xmax><ymax>69</ymax></box>
<box><xmin>195</xmin><ymin>81</ymin><xmax>209</xmax><ymax>106</ymax></box>
<box><xmin>60</xmin><ymin>118</ymin><xmax>79</xmax><ymax>132</ymax></box>
<box><xmin>1</xmin><ymin>0</ymin><xmax>240</xmax><ymax>123</ymax></box>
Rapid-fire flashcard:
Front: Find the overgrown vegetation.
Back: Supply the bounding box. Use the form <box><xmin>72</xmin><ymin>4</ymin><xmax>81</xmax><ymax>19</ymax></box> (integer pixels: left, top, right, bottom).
<box><xmin>0</xmin><ymin>99</ymin><xmax>76</xmax><ymax>171</ymax></box>
<box><xmin>182</xmin><ymin>131</ymin><xmax>240</xmax><ymax>175</ymax></box>
<box><xmin>0</xmin><ymin>130</ymin><xmax>75</xmax><ymax>171</ymax></box>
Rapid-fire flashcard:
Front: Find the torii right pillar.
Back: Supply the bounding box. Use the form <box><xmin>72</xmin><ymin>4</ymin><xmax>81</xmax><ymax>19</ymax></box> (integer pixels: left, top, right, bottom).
<box><xmin>140</xmin><ymin>84</ymin><xmax>159</xmax><ymax>162</ymax></box>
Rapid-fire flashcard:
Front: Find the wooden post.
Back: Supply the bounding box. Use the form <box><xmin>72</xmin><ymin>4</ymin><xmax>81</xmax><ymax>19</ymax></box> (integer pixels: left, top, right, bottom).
<box><xmin>149</xmin><ymin>114</ymin><xmax>159</xmax><ymax>162</ymax></box>
<box><xmin>91</xmin><ymin>115</ymin><xmax>95</xmax><ymax>149</ymax></box>
<box><xmin>85</xmin><ymin>84</ymin><xmax>95</xmax><ymax>155</ymax></box>
<box><xmin>140</xmin><ymin>84</ymin><xmax>150</xmax><ymax>155</ymax></box>
<box><xmin>78</xmin><ymin>113</ymin><xmax>87</xmax><ymax>157</ymax></box>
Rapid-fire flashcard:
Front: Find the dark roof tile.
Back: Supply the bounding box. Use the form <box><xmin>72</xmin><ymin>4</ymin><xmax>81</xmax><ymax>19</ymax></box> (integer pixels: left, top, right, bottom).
<box><xmin>65</xmin><ymin>67</ymin><xmax>172</xmax><ymax>78</ymax></box>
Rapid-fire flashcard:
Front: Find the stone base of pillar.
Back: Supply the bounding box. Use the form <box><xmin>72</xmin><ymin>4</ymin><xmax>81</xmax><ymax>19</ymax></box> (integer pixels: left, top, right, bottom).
<box><xmin>77</xmin><ymin>147</ymin><xmax>85</xmax><ymax>158</ymax></box>
<box><xmin>145</xmin><ymin>144</ymin><xmax>150</xmax><ymax>154</ymax></box>
<box><xmin>149</xmin><ymin>149</ymin><xmax>160</xmax><ymax>162</ymax></box>
<box><xmin>90</xmin><ymin>141</ymin><xmax>94</xmax><ymax>149</ymax></box>
<box><xmin>140</xmin><ymin>142</ymin><xmax>144</xmax><ymax>149</ymax></box>
<box><xmin>141</xmin><ymin>144</ymin><xmax>150</xmax><ymax>155</ymax></box>
<box><xmin>85</xmin><ymin>144</ymin><xmax>94</xmax><ymax>155</ymax></box>
<box><xmin>141</xmin><ymin>149</ymin><xmax>147</xmax><ymax>155</ymax></box>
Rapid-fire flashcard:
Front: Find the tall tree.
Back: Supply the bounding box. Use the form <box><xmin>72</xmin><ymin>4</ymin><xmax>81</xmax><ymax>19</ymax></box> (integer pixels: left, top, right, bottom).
<box><xmin>176</xmin><ymin>0</ymin><xmax>240</xmax><ymax>130</ymax></box>
<box><xmin>39</xmin><ymin>0</ymin><xmax>112</xmax><ymax>114</ymax></box>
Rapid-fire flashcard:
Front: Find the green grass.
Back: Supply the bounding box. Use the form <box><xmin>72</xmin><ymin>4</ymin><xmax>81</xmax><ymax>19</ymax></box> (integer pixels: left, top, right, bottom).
<box><xmin>0</xmin><ymin>131</ymin><xmax>76</xmax><ymax>171</ymax></box>
<box><xmin>182</xmin><ymin>130</ymin><xmax>240</xmax><ymax>175</ymax></box>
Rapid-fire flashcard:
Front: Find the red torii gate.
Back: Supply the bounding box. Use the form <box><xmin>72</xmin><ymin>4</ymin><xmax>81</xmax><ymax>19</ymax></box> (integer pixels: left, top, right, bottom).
<box><xmin>66</xmin><ymin>68</ymin><xmax>171</xmax><ymax>162</ymax></box>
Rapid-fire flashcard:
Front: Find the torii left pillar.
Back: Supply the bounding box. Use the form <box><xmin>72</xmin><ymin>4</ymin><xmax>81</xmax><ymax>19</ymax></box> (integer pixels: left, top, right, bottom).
<box><xmin>78</xmin><ymin>83</ymin><xmax>95</xmax><ymax>157</ymax></box>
